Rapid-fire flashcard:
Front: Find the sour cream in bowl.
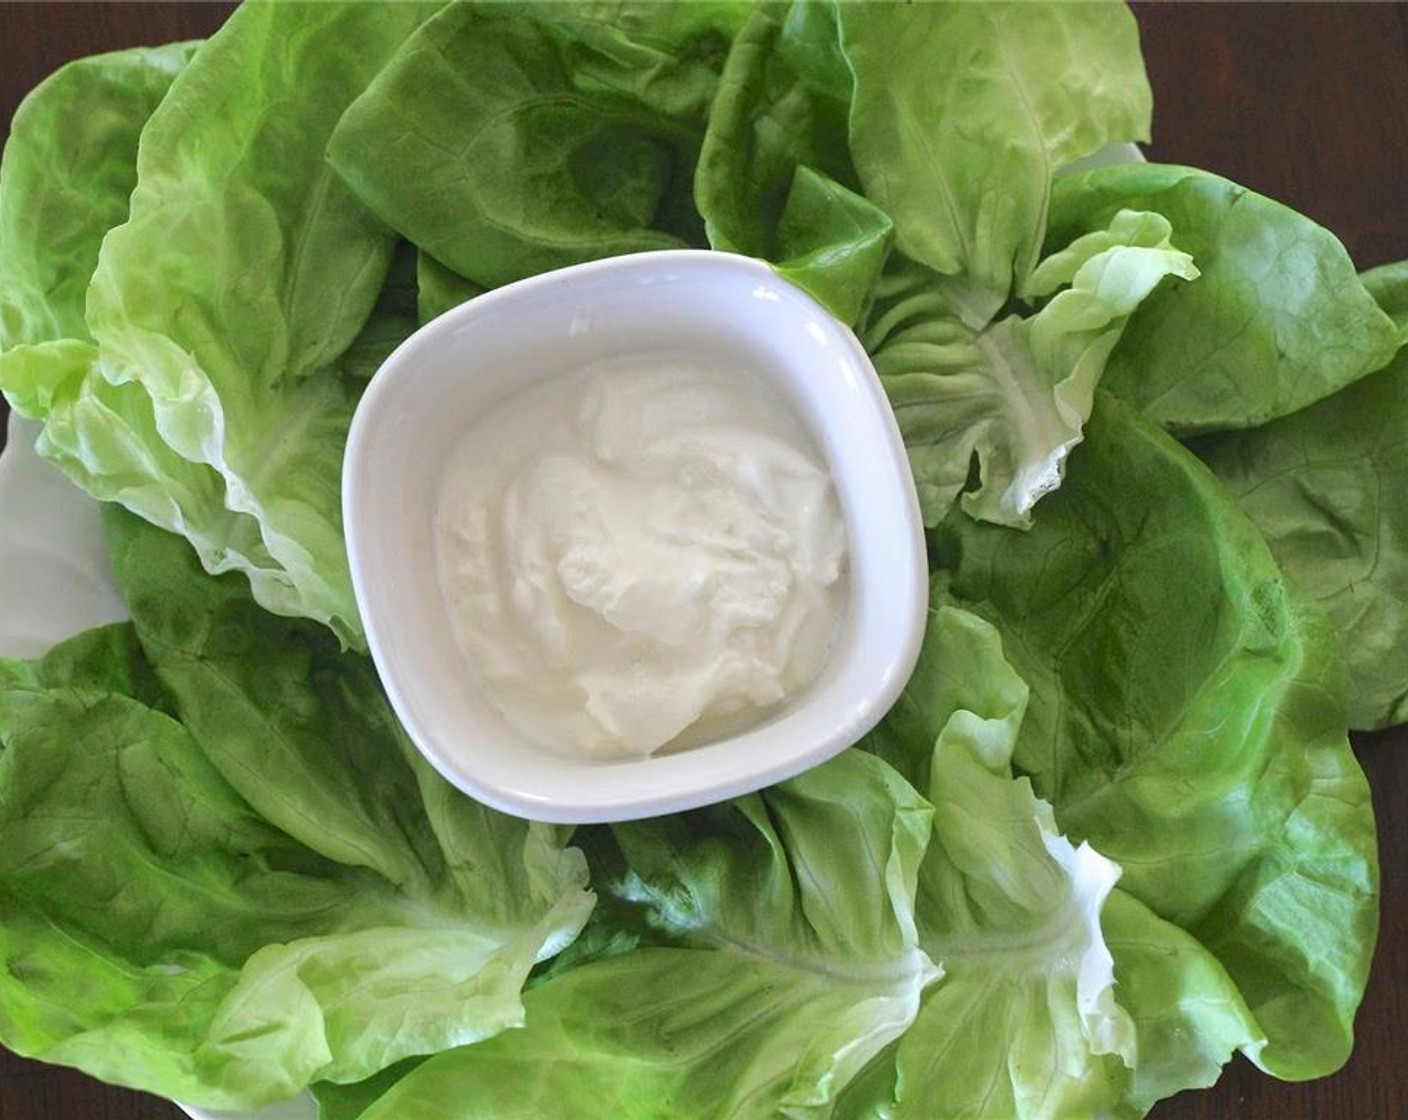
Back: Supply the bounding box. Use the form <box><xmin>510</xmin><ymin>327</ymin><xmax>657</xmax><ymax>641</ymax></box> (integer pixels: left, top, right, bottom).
<box><xmin>343</xmin><ymin>249</ymin><xmax>925</xmax><ymax>823</ymax></box>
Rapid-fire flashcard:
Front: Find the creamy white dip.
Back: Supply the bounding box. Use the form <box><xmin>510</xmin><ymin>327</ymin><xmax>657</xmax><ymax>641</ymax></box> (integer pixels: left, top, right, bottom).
<box><xmin>433</xmin><ymin>351</ymin><xmax>847</xmax><ymax>760</ymax></box>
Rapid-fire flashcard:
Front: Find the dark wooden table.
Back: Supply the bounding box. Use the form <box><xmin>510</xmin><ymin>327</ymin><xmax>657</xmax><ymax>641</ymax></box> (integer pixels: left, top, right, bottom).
<box><xmin>1</xmin><ymin>4</ymin><xmax>1404</xmax><ymax>1119</ymax></box>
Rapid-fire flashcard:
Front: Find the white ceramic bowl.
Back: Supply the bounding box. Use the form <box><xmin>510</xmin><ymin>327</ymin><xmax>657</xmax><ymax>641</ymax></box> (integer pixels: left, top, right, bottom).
<box><xmin>343</xmin><ymin>249</ymin><xmax>926</xmax><ymax>823</ymax></box>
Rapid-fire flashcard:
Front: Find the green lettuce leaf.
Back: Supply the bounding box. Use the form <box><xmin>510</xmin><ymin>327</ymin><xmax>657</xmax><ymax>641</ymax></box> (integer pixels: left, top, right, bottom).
<box><xmin>327</xmin><ymin>2</ymin><xmax>740</xmax><ymax>291</ymax></box>
<box><xmin>0</xmin><ymin>670</ymin><xmax>351</xmax><ymax>1107</ymax></box>
<box><xmin>1361</xmin><ymin>258</ymin><xmax>1408</xmax><ymax>339</ymax></box>
<box><xmin>1099</xmin><ymin>891</ymin><xmax>1263</xmax><ymax>1113</ymax></box>
<box><xmin>837</xmin><ymin>1</ymin><xmax>1151</xmax><ymax>327</ymax></box>
<box><xmin>2</xmin><ymin>2</ymin><xmax>441</xmax><ymax>648</ymax></box>
<box><xmin>312</xmin><ymin>1059</ymin><xmax>425</xmax><ymax>1120</ymax></box>
<box><xmin>0</xmin><ymin>43</ymin><xmax>195</xmax><ymax>423</ymax></box>
<box><xmin>886</xmin><ymin>780</ymin><xmax>1133</xmax><ymax>1120</ymax></box>
<box><xmin>338</xmin><ymin>242</ymin><xmax>421</xmax><ymax>382</ymax></box>
<box><xmin>415</xmin><ymin>252</ymin><xmax>486</xmax><ymax>325</ymax></box>
<box><xmin>932</xmin><ymin>393</ymin><xmax>1379</xmax><ymax>1080</ymax></box>
<box><xmin>1048</xmin><ymin>163</ymin><xmax>1400</xmax><ymax>433</ymax></box>
<box><xmin>866</xmin><ymin>210</ymin><xmax>1196</xmax><ymax>527</ymax></box>
<box><xmin>864</xmin><ymin>599</ymin><xmax>1268</xmax><ymax>1116</ymax></box>
<box><xmin>0</xmin><ymin>42</ymin><xmax>196</xmax><ymax>355</ymax></box>
<box><xmin>845</xmin><ymin>604</ymin><xmax>1139</xmax><ymax>1120</ymax></box>
<box><xmin>347</xmin><ymin>749</ymin><xmax>940</xmax><ymax>1120</ymax></box>
<box><xmin>694</xmin><ymin>1</ymin><xmax>891</xmax><ymax>323</ymax></box>
<box><xmin>1190</xmin><ymin>348</ymin><xmax>1408</xmax><ymax>729</ymax></box>
<box><xmin>0</xmin><ymin>620</ymin><xmax>167</xmax><ymax>709</ymax></box>
<box><xmin>354</xmin><ymin>947</ymin><xmax>909</xmax><ymax>1120</ymax></box>
<box><xmin>0</xmin><ymin>511</ymin><xmax>593</xmax><ymax>1110</ymax></box>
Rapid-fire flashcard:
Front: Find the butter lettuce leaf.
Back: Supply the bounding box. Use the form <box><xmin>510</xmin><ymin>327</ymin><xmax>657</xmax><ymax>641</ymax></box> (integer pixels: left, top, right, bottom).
<box><xmin>415</xmin><ymin>252</ymin><xmax>486</xmax><ymax>325</ymax></box>
<box><xmin>2</xmin><ymin>3</ymin><xmax>441</xmax><ymax>648</ymax></box>
<box><xmin>844</xmin><ymin>605</ymin><xmax>1139</xmax><ymax>1120</ymax></box>
<box><xmin>327</xmin><ymin>2</ymin><xmax>739</xmax><ymax>291</ymax></box>
<box><xmin>0</xmin><ymin>43</ymin><xmax>196</xmax><ymax>356</ymax></box>
<box><xmin>1362</xmin><ymin>258</ymin><xmax>1408</xmax><ymax>338</ymax></box>
<box><xmin>0</xmin><ymin>43</ymin><xmax>194</xmax><ymax>427</ymax></box>
<box><xmin>861</xmin><ymin>599</ymin><xmax>1267</xmax><ymax>1117</ymax></box>
<box><xmin>694</xmin><ymin>1</ymin><xmax>891</xmax><ymax>324</ymax></box>
<box><xmin>1048</xmin><ymin>163</ymin><xmax>1399</xmax><ymax>433</ymax></box>
<box><xmin>0</xmin><ymin>511</ymin><xmax>593</xmax><ymax>1110</ymax></box>
<box><xmin>1098</xmin><ymin>890</ymin><xmax>1264</xmax><ymax>1112</ymax></box>
<box><xmin>837</xmin><ymin>1</ymin><xmax>1151</xmax><ymax>327</ymax></box>
<box><xmin>1191</xmin><ymin>348</ymin><xmax>1408</xmax><ymax>730</ymax></box>
<box><xmin>352</xmin><ymin>749</ymin><xmax>941</xmax><ymax>1120</ymax></box>
<box><xmin>867</xmin><ymin>210</ymin><xmax>1196</xmax><ymax>527</ymax></box>
<box><xmin>1181</xmin><ymin>257</ymin><xmax>1408</xmax><ymax>732</ymax></box>
<box><xmin>355</xmin><ymin>947</ymin><xmax>909</xmax><ymax>1120</ymax></box>
<box><xmin>932</xmin><ymin>393</ymin><xmax>1379</xmax><ymax>1080</ymax></box>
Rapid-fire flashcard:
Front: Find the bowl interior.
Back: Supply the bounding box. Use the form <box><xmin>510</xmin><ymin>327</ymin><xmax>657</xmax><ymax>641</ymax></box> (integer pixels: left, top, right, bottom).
<box><xmin>345</xmin><ymin>251</ymin><xmax>924</xmax><ymax>822</ymax></box>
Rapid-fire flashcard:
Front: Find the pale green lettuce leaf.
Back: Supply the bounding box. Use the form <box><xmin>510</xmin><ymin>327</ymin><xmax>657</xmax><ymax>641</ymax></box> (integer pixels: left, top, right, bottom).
<box><xmin>5</xmin><ymin>2</ymin><xmax>441</xmax><ymax>648</ymax></box>
<box><xmin>608</xmin><ymin>750</ymin><xmax>935</xmax><ymax>982</ymax></box>
<box><xmin>837</xmin><ymin>1</ymin><xmax>1151</xmax><ymax>327</ymax></box>
<box><xmin>1099</xmin><ymin>891</ymin><xmax>1263</xmax><ymax>1113</ymax></box>
<box><xmin>932</xmin><ymin>393</ymin><xmax>1379</xmax><ymax>1080</ymax></box>
<box><xmin>883</xmin><ymin>602</ymin><xmax>1271</xmax><ymax>1116</ymax></box>
<box><xmin>1361</xmin><ymin>258</ymin><xmax>1408</xmax><ymax>338</ymax></box>
<box><xmin>865</xmin><ymin>599</ymin><xmax>1030</xmax><ymax>794</ymax></box>
<box><xmin>352</xmin><ymin>749</ymin><xmax>939</xmax><ymax>1120</ymax></box>
<box><xmin>356</xmin><ymin>947</ymin><xmax>912</xmax><ymax>1120</ymax></box>
<box><xmin>1048</xmin><ymin>163</ymin><xmax>1399</xmax><ymax>433</ymax></box>
<box><xmin>0</xmin><ymin>43</ymin><xmax>194</xmax><ymax>422</ymax></box>
<box><xmin>0</xmin><ymin>679</ymin><xmax>342</xmax><ymax>1106</ymax></box>
<box><xmin>846</xmin><ymin>604</ymin><xmax>1138</xmax><ymax>1120</ymax></box>
<box><xmin>867</xmin><ymin>210</ymin><xmax>1196</xmax><ymax>527</ymax></box>
<box><xmin>855</xmin><ymin>593</ymin><xmax>1313</xmax><ymax>1117</ymax></box>
<box><xmin>888</xmin><ymin>784</ymin><xmax>1132</xmax><ymax>1120</ymax></box>
<box><xmin>0</xmin><ymin>624</ymin><xmax>581</xmax><ymax>1109</ymax></box>
<box><xmin>0</xmin><ymin>509</ymin><xmax>597</xmax><ymax>1110</ymax></box>
<box><xmin>0</xmin><ymin>42</ymin><xmax>196</xmax><ymax>353</ymax></box>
